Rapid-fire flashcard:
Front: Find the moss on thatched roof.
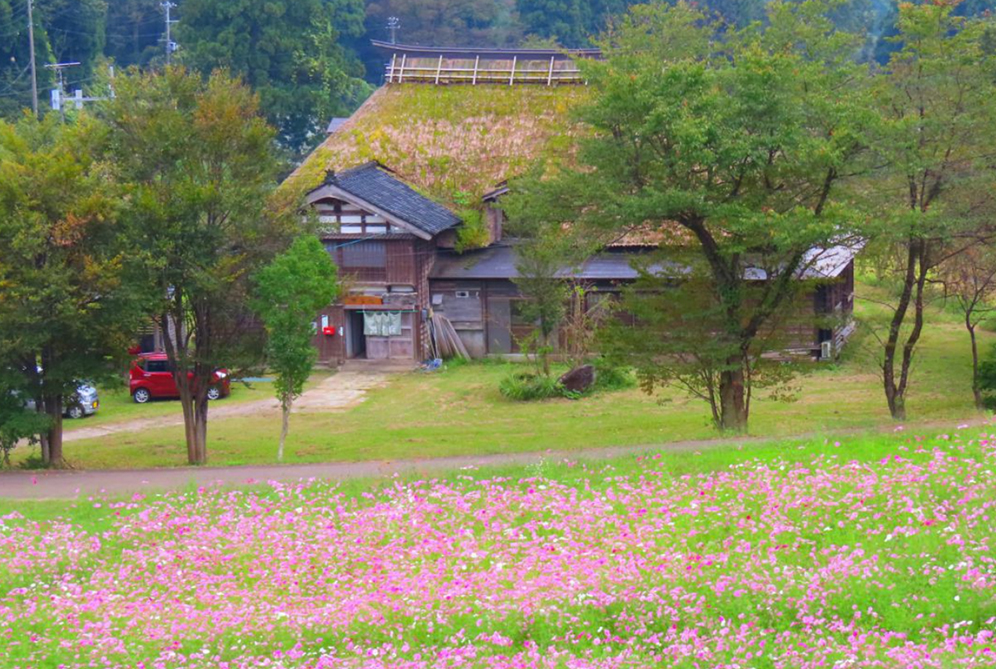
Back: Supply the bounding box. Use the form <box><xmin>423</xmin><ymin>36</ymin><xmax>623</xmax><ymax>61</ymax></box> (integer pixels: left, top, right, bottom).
<box><xmin>279</xmin><ymin>84</ymin><xmax>588</xmax><ymax>211</ymax></box>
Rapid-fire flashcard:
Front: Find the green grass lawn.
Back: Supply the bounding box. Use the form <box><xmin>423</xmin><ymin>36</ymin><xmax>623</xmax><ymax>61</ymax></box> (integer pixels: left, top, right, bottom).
<box><xmin>61</xmin><ymin>379</ymin><xmax>273</xmax><ymax>433</ymax></box>
<box><xmin>16</xmin><ymin>281</ymin><xmax>994</xmax><ymax>470</ymax></box>
<box><xmin>60</xmin><ymin>370</ymin><xmax>336</xmax><ymax>434</ymax></box>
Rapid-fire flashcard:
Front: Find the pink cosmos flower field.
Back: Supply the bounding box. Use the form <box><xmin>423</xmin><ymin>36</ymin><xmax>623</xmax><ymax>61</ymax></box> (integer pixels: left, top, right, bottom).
<box><xmin>1</xmin><ymin>432</ymin><xmax>995</xmax><ymax>668</ymax></box>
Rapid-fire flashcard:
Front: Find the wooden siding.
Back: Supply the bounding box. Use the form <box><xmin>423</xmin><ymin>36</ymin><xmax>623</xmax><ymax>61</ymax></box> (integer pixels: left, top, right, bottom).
<box><xmin>429</xmin><ymin>270</ymin><xmax>857</xmax><ymax>360</ymax></box>
<box><xmin>313</xmin><ymin>305</ymin><xmax>345</xmax><ymax>365</ymax></box>
<box><xmin>314</xmin><ymin>198</ymin><xmax>406</xmax><ymax>235</ymax></box>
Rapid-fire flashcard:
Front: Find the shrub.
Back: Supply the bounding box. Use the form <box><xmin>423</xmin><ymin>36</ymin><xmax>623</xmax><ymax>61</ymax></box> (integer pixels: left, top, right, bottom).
<box><xmin>591</xmin><ymin>358</ymin><xmax>636</xmax><ymax>392</ymax></box>
<box><xmin>499</xmin><ymin>372</ymin><xmax>565</xmax><ymax>401</ymax></box>
<box><xmin>977</xmin><ymin>346</ymin><xmax>996</xmax><ymax>410</ymax></box>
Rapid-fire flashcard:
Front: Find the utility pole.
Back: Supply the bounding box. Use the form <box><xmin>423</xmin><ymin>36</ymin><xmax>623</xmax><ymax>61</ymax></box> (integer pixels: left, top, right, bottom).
<box><xmin>27</xmin><ymin>0</ymin><xmax>38</xmax><ymax>116</ymax></box>
<box><xmin>387</xmin><ymin>16</ymin><xmax>400</xmax><ymax>45</ymax></box>
<box><xmin>162</xmin><ymin>2</ymin><xmax>178</xmax><ymax>65</ymax></box>
<box><xmin>45</xmin><ymin>62</ymin><xmax>79</xmax><ymax>122</ymax></box>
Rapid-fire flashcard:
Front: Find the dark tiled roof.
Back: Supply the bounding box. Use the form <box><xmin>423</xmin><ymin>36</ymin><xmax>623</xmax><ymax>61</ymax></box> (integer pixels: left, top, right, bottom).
<box><xmin>325</xmin><ymin>162</ymin><xmax>461</xmax><ymax>236</ymax></box>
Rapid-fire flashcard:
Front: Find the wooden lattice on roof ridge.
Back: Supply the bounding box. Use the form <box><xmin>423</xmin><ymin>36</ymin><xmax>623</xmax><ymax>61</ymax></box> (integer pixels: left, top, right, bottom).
<box><xmin>371</xmin><ymin>40</ymin><xmax>600</xmax><ymax>86</ymax></box>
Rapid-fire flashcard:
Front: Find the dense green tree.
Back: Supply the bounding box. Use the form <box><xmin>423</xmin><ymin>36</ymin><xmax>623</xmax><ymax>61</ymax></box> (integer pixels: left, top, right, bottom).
<box><xmin>101</xmin><ymin>67</ymin><xmax>292</xmax><ymax>465</ymax></box>
<box><xmin>0</xmin><ymin>114</ymin><xmax>141</xmax><ymax>467</ymax></box>
<box><xmin>509</xmin><ymin>0</ymin><xmax>870</xmax><ymax>433</ymax></box>
<box><xmin>0</xmin><ymin>0</ymin><xmax>107</xmax><ymax>119</ymax></box>
<box><xmin>516</xmin><ymin>0</ymin><xmax>591</xmax><ymax>45</ymax></box>
<box><xmin>937</xmin><ymin>243</ymin><xmax>996</xmax><ymax>411</ymax></box>
<box><xmin>176</xmin><ymin>0</ymin><xmax>371</xmax><ymax>153</ymax></box>
<box><xmin>0</xmin><ymin>377</ymin><xmax>50</xmax><ymax>468</ymax></box>
<box><xmin>253</xmin><ymin>236</ymin><xmax>338</xmax><ymax>461</ymax></box>
<box><xmin>104</xmin><ymin>0</ymin><xmax>163</xmax><ymax>68</ymax></box>
<box><xmin>40</xmin><ymin>0</ymin><xmax>107</xmax><ymax>79</ymax></box>
<box><xmin>867</xmin><ymin>3</ymin><xmax>996</xmax><ymax>420</ymax></box>
<box><xmin>365</xmin><ymin>0</ymin><xmax>523</xmax><ymax>46</ymax></box>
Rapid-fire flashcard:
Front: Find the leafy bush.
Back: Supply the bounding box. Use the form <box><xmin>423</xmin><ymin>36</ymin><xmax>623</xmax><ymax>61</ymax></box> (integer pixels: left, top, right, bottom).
<box><xmin>453</xmin><ymin>192</ymin><xmax>490</xmax><ymax>252</ymax></box>
<box><xmin>977</xmin><ymin>346</ymin><xmax>996</xmax><ymax>410</ymax></box>
<box><xmin>499</xmin><ymin>372</ymin><xmax>565</xmax><ymax>401</ymax></box>
<box><xmin>499</xmin><ymin>361</ymin><xmax>635</xmax><ymax>402</ymax></box>
<box><xmin>592</xmin><ymin>359</ymin><xmax>636</xmax><ymax>392</ymax></box>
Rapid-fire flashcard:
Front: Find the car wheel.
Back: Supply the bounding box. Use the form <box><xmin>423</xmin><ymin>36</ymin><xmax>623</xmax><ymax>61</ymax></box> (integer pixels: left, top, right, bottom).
<box><xmin>133</xmin><ymin>388</ymin><xmax>151</xmax><ymax>404</ymax></box>
<box><xmin>206</xmin><ymin>387</ymin><xmax>221</xmax><ymax>401</ymax></box>
<box><xmin>66</xmin><ymin>404</ymin><xmax>84</xmax><ymax>420</ymax></box>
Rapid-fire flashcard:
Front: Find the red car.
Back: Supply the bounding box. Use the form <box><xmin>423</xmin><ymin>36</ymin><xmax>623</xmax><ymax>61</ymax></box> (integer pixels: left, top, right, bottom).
<box><xmin>129</xmin><ymin>353</ymin><xmax>231</xmax><ymax>404</ymax></box>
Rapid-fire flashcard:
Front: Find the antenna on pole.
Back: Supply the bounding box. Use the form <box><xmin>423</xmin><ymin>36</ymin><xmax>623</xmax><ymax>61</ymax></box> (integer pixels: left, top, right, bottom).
<box><xmin>161</xmin><ymin>2</ymin><xmax>178</xmax><ymax>65</ymax></box>
<box><xmin>27</xmin><ymin>0</ymin><xmax>38</xmax><ymax>116</ymax></box>
<box><xmin>387</xmin><ymin>16</ymin><xmax>400</xmax><ymax>45</ymax></box>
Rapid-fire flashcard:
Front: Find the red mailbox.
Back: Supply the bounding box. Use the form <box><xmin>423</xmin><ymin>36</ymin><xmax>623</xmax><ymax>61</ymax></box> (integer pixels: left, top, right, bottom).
<box><xmin>322</xmin><ymin>326</ymin><xmax>336</xmax><ymax>336</ymax></box>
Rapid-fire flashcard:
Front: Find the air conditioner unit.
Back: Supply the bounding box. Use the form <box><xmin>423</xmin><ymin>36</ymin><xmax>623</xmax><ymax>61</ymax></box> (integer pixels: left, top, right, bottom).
<box><xmin>820</xmin><ymin>340</ymin><xmax>833</xmax><ymax>361</ymax></box>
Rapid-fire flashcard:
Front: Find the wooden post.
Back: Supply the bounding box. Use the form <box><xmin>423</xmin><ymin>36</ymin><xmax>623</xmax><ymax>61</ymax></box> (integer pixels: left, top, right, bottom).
<box><xmin>472</xmin><ymin>55</ymin><xmax>480</xmax><ymax>85</ymax></box>
<box><xmin>387</xmin><ymin>53</ymin><xmax>397</xmax><ymax>84</ymax></box>
<box><xmin>547</xmin><ymin>56</ymin><xmax>555</xmax><ymax>86</ymax></box>
<box><xmin>435</xmin><ymin>55</ymin><xmax>443</xmax><ymax>85</ymax></box>
<box><xmin>509</xmin><ymin>56</ymin><xmax>517</xmax><ymax>86</ymax></box>
<box><xmin>398</xmin><ymin>54</ymin><xmax>407</xmax><ymax>83</ymax></box>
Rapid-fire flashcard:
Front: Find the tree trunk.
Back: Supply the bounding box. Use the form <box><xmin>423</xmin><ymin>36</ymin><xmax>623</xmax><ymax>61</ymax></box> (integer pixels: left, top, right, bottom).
<box><xmin>885</xmin><ymin>383</ymin><xmax>906</xmax><ymax>422</ymax></box>
<box><xmin>38</xmin><ymin>427</ymin><xmax>50</xmax><ymax>464</ymax></box>
<box><xmin>43</xmin><ymin>395</ymin><xmax>66</xmax><ymax>468</ymax></box>
<box><xmin>278</xmin><ymin>398</ymin><xmax>291</xmax><ymax>462</ymax></box>
<box><xmin>193</xmin><ymin>391</ymin><xmax>209</xmax><ymax>464</ymax></box>
<box><xmin>178</xmin><ymin>384</ymin><xmax>199</xmax><ymax>465</ymax></box>
<box><xmin>718</xmin><ymin>358</ymin><xmax>748</xmax><ymax>433</ymax></box>
<box><xmin>883</xmin><ymin>238</ymin><xmax>926</xmax><ymax>422</ymax></box>
<box><xmin>968</xmin><ymin>322</ymin><xmax>984</xmax><ymax>411</ymax></box>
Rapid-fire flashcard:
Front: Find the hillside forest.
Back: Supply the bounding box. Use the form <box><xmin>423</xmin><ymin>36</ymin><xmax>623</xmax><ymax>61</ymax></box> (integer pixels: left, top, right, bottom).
<box><xmin>2</xmin><ymin>0</ymin><xmax>994</xmax><ymax>153</ymax></box>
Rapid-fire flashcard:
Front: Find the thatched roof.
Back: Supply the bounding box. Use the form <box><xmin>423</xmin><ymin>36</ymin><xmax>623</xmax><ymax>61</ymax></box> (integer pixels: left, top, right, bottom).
<box><xmin>279</xmin><ymin>84</ymin><xmax>589</xmax><ymax>211</ymax></box>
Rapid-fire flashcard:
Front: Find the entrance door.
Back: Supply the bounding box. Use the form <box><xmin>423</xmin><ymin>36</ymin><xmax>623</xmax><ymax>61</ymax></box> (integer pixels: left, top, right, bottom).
<box><xmin>365</xmin><ymin>311</ymin><xmax>415</xmax><ymax>360</ymax></box>
<box><xmin>487</xmin><ymin>298</ymin><xmax>512</xmax><ymax>354</ymax></box>
<box><xmin>346</xmin><ymin>311</ymin><xmax>366</xmax><ymax>359</ymax></box>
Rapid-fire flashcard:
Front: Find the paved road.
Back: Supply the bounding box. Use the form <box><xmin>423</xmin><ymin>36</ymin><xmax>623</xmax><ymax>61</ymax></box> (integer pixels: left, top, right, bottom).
<box><xmin>2</xmin><ymin>419</ymin><xmax>989</xmax><ymax>500</ymax></box>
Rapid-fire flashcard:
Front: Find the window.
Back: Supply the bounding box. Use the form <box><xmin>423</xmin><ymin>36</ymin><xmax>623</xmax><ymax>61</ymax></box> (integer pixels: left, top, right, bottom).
<box><xmin>145</xmin><ymin>360</ymin><xmax>171</xmax><ymax>373</ymax></box>
<box><xmin>337</xmin><ymin>241</ymin><xmax>387</xmax><ymax>282</ymax></box>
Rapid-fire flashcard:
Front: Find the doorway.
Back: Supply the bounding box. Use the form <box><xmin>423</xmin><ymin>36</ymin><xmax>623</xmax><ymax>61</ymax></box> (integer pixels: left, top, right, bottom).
<box><xmin>346</xmin><ymin>311</ymin><xmax>367</xmax><ymax>359</ymax></box>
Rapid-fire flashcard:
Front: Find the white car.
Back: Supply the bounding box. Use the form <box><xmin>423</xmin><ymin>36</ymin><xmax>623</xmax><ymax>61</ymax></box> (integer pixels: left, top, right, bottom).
<box><xmin>22</xmin><ymin>383</ymin><xmax>100</xmax><ymax>419</ymax></box>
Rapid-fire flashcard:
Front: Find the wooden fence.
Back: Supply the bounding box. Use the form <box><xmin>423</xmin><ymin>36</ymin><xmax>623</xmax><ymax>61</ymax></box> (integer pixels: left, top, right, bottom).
<box><xmin>384</xmin><ymin>54</ymin><xmax>587</xmax><ymax>86</ymax></box>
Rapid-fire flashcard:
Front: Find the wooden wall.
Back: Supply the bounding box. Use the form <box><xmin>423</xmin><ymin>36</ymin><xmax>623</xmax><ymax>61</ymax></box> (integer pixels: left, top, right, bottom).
<box><xmin>430</xmin><ymin>267</ymin><xmax>858</xmax><ymax>361</ymax></box>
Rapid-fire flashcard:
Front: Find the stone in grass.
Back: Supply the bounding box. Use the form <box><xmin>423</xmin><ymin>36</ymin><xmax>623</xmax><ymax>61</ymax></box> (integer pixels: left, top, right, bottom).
<box><xmin>559</xmin><ymin>365</ymin><xmax>596</xmax><ymax>394</ymax></box>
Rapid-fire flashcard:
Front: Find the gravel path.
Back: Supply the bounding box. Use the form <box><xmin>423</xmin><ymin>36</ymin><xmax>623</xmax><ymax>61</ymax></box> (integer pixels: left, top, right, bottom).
<box><xmin>60</xmin><ymin>372</ymin><xmax>392</xmax><ymax>444</ymax></box>
<box><xmin>3</xmin><ymin>418</ymin><xmax>992</xmax><ymax>500</ymax></box>
<box><xmin>0</xmin><ymin>436</ymin><xmax>764</xmax><ymax>500</ymax></box>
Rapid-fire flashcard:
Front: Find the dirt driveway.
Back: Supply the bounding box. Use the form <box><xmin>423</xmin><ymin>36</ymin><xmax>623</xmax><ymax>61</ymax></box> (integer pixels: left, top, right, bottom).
<box><xmin>61</xmin><ymin>371</ymin><xmax>393</xmax><ymax>444</ymax></box>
